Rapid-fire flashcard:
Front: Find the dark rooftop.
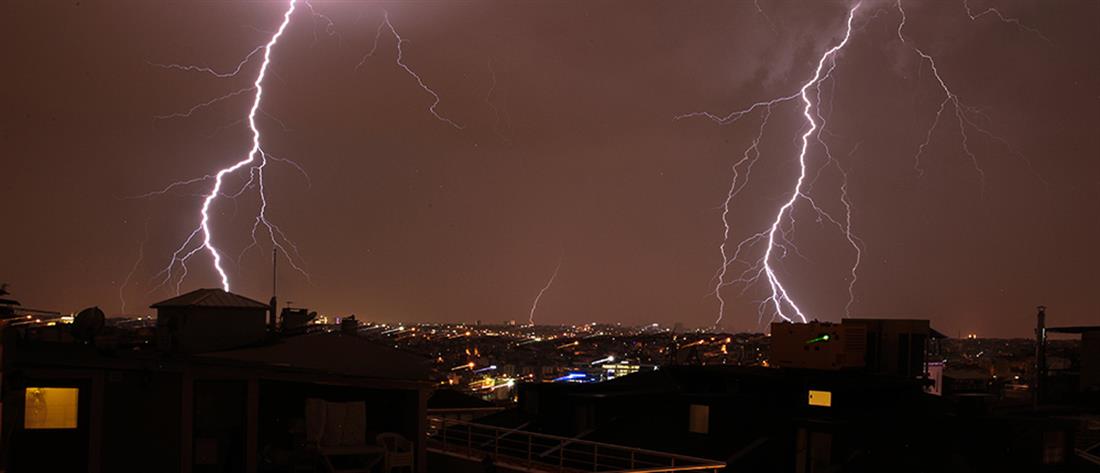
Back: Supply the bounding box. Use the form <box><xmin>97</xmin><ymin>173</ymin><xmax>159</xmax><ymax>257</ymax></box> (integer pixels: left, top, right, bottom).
<box><xmin>200</xmin><ymin>332</ymin><xmax>432</xmax><ymax>382</ymax></box>
<box><xmin>150</xmin><ymin>288</ymin><xmax>269</xmax><ymax>310</ymax></box>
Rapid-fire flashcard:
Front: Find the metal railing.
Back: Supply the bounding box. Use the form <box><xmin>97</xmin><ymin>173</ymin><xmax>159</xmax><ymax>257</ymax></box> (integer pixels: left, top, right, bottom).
<box><xmin>427</xmin><ymin>416</ymin><xmax>725</xmax><ymax>473</ymax></box>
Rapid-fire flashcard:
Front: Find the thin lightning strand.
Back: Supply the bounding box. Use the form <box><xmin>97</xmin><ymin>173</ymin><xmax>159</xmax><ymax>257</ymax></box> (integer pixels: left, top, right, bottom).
<box><xmin>899</xmin><ymin>0</ymin><xmax>1046</xmax><ymax>191</ymax></box>
<box><xmin>753</xmin><ymin>0</ymin><xmax>779</xmax><ymax>35</ymax></box>
<box><xmin>118</xmin><ymin>220</ymin><xmax>148</xmax><ymax>314</ymax></box>
<box><xmin>148</xmin><ymin>46</ymin><xmax>266</xmax><ymax>78</ymax></box>
<box><xmin>154</xmin><ymin>87</ymin><xmax>256</xmax><ymax>120</ymax></box>
<box><xmin>807</xmin><ymin>60</ymin><xmax>865</xmax><ymax>320</ymax></box>
<box><xmin>356</xmin><ymin>10</ymin><xmax>463</xmax><ymax>129</ymax></box>
<box><xmin>836</xmin><ymin>144</ymin><xmax>863</xmax><ymax>317</ymax></box>
<box><xmin>528</xmin><ymin>254</ymin><xmax>563</xmax><ymax>326</ymax></box>
<box><xmin>486</xmin><ymin>58</ymin><xmax>512</xmax><ymax>144</ymax></box>
<box><xmin>962</xmin><ymin>0</ymin><xmax>1051</xmax><ymax>44</ymax></box>
<box><xmin>708</xmin><ymin>104</ymin><xmax>775</xmax><ymax>325</ymax></box>
<box><xmin>898</xmin><ymin>1</ymin><xmax>988</xmax><ymax>189</ymax></box>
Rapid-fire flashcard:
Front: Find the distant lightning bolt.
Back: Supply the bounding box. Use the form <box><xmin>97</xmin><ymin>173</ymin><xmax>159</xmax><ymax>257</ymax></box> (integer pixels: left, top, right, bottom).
<box><xmin>118</xmin><ymin>220</ymin><xmax>149</xmax><ymax>314</ymax></box>
<box><xmin>528</xmin><ymin>254</ymin><xmax>563</xmax><ymax>326</ymax></box>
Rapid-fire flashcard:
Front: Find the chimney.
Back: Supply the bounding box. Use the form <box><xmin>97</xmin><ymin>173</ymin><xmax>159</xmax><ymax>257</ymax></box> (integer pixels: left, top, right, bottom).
<box><xmin>341</xmin><ymin>315</ymin><xmax>359</xmax><ymax>336</ymax></box>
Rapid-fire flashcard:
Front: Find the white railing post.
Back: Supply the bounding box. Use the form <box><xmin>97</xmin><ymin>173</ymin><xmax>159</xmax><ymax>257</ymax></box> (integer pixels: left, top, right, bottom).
<box><xmin>426</xmin><ymin>418</ymin><xmax>725</xmax><ymax>472</ymax></box>
<box><xmin>527</xmin><ymin>432</ymin><xmax>533</xmax><ymax>469</ymax></box>
<box><xmin>559</xmin><ymin>439</ymin><xmax>565</xmax><ymax>470</ymax></box>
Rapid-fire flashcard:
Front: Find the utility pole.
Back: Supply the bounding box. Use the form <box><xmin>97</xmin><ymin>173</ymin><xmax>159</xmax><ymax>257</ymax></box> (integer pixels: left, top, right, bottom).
<box><xmin>1035</xmin><ymin>305</ymin><xmax>1047</xmax><ymax>407</ymax></box>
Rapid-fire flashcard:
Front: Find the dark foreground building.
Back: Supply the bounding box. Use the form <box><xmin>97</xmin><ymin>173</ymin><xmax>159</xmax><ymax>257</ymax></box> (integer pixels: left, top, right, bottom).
<box><xmin>443</xmin><ymin>318</ymin><xmax>1093</xmax><ymax>473</ymax></box>
<box><xmin>0</xmin><ymin>289</ymin><xmax>433</xmax><ymax>473</ymax></box>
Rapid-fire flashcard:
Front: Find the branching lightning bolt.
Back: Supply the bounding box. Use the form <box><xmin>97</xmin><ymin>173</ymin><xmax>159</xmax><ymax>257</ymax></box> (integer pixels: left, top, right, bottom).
<box><xmin>146</xmin><ymin>0</ymin><xmax>306</xmax><ymax>293</ymax></box>
<box><xmin>196</xmin><ymin>0</ymin><xmax>299</xmax><ymax>292</ymax></box>
<box><xmin>528</xmin><ymin>254</ymin><xmax>563</xmax><ymax>326</ymax></box>
<box><xmin>683</xmin><ymin>4</ymin><xmax>862</xmax><ymax>326</ymax></box>
<box><xmin>899</xmin><ymin>0</ymin><xmax>1046</xmax><ymax>190</ymax></box>
<box><xmin>138</xmin><ymin>1</ymin><xmax>465</xmax><ymax>296</ymax></box>
<box><xmin>752</xmin><ymin>4</ymin><xmax>861</xmax><ymax>323</ymax></box>
<box><xmin>683</xmin><ymin>0</ymin><xmax>1045</xmax><ymax>328</ymax></box>
<box><xmin>897</xmin><ymin>1</ymin><xmax>987</xmax><ymax>187</ymax></box>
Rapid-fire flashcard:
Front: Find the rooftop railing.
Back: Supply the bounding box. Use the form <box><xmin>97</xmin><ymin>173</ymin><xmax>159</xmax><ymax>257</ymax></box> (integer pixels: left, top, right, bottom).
<box><xmin>427</xmin><ymin>416</ymin><xmax>725</xmax><ymax>473</ymax></box>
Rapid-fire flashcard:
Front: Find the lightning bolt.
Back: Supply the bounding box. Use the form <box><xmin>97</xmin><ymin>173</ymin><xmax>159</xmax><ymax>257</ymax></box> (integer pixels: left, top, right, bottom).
<box><xmin>188</xmin><ymin>0</ymin><xmax>299</xmax><ymax>292</ymax></box>
<box><xmin>139</xmin><ymin>1</ymin><xmax>463</xmax><ymax>295</ymax></box>
<box><xmin>684</xmin><ymin>1</ymin><xmax>1044</xmax><ymax>328</ymax></box>
<box><xmin>528</xmin><ymin>254</ymin><xmax>563</xmax><ymax>326</ymax></box>
<box><xmin>684</xmin><ymin>4</ymin><xmax>862</xmax><ymax>326</ymax></box>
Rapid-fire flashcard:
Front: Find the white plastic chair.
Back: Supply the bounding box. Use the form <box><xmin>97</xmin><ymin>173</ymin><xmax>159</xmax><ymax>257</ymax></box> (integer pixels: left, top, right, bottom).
<box><xmin>376</xmin><ymin>433</ymin><xmax>415</xmax><ymax>472</ymax></box>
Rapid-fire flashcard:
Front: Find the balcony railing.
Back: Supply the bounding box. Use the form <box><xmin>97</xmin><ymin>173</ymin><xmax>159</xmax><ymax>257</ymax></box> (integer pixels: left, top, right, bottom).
<box><xmin>427</xmin><ymin>416</ymin><xmax>725</xmax><ymax>473</ymax></box>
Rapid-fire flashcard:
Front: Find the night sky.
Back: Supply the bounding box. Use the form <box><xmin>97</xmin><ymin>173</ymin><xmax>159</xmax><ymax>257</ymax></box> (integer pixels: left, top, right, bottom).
<box><xmin>3</xmin><ymin>0</ymin><xmax>1098</xmax><ymax>337</ymax></box>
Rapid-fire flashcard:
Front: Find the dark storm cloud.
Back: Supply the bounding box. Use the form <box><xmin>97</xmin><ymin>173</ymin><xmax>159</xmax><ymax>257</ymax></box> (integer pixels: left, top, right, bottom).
<box><xmin>2</xmin><ymin>0</ymin><xmax>1097</xmax><ymax>336</ymax></box>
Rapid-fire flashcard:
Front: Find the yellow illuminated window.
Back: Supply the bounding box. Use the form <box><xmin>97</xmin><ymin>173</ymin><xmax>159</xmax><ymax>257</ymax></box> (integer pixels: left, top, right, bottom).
<box><xmin>24</xmin><ymin>387</ymin><xmax>78</xmax><ymax>429</ymax></box>
<box><xmin>808</xmin><ymin>390</ymin><xmax>832</xmax><ymax>407</ymax></box>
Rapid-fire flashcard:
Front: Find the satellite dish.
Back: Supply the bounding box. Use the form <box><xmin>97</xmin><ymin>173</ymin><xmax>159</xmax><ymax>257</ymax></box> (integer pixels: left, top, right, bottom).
<box><xmin>72</xmin><ymin>306</ymin><xmax>106</xmax><ymax>343</ymax></box>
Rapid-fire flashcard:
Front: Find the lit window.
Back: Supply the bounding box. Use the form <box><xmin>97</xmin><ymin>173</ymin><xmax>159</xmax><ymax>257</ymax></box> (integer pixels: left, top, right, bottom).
<box><xmin>808</xmin><ymin>390</ymin><xmax>832</xmax><ymax>407</ymax></box>
<box><xmin>24</xmin><ymin>387</ymin><xmax>78</xmax><ymax>429</ymax></box>
<box><xmin>688</xmin><ymin>404</ymin><xmax>709</xmax><ymax>434</ymax></box>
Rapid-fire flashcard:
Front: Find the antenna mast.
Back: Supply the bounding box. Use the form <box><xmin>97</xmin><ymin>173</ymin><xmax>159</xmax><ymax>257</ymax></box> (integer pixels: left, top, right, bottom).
<box><xmin>272</xmin><ymin>247</ymin><xmax>278</xmax><ymax>299</ymax></box>
<box><xmin>269</xmin><ymin>248</ymin><xmax>278</xmax><ymax>333</ymax></box>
